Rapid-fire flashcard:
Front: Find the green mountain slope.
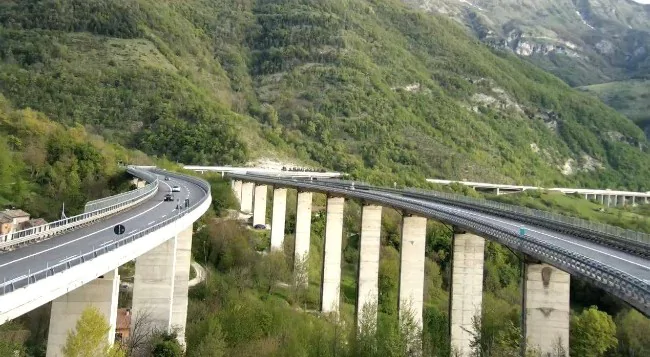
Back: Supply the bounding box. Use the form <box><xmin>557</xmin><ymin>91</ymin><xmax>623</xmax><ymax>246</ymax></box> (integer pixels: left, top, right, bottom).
<box><xmin>0</xmin><ymin>95</ymin><xmax>149</xmax><ymax>220</ymax></box>
<box><xmin>1</xmin><ymin>0</ymin><xmax>650</xmax><ymax>190</ymax></box>
<box><xmin>580</xmin><ymin>79</ymin><xmax>650</xmax><ymax>135</ymax></box>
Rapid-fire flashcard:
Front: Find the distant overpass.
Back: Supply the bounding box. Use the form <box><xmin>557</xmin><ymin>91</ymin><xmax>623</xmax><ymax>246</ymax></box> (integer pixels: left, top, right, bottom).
<box><xmin>184</xmin><ymin>165</ymin><xmax>343</xmax><ymax>178</ymax></box>
<box><xmin>427</xmin><ymin>179</ymin><xmax>650</xmax><ymax>206</ymax></box>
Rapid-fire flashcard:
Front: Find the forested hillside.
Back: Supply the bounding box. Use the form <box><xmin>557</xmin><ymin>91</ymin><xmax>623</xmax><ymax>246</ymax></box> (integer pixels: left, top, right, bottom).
<box><xmin>1</xmin><ymin>0</ymin><xmax>650</xmax><ymax>191</ymax></box>
<box><xmin>0</xmin><ymin>95</ymin><xmax>149</xmax><ymax>220</ymax></box>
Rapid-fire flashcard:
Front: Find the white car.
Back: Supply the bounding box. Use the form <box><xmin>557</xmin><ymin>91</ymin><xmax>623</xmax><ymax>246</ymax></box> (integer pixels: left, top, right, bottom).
<box><xmin>171</xmin><ymin>185</ymin><xmax>181</xmax><ymax>192</ymax></box>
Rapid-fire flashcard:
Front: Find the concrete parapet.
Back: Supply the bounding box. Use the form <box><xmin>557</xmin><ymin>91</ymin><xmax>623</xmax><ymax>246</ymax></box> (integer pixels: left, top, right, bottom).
<box><xmin>171</xmin><ymin>226</ymin><xmax>192</xmax><ymax>346</ymax></box>
<box><xmin>253</xmin><ymin>185</ymin><xmax>268</xmax><ymax>226</ymax></box>
<box><xmin>46</xmin><ymin>269</ymin><xmax>119</xmax><ymax>357</ymax></box>
<box><xmin>132</xmin><ymin>237</ymin><xmax>177</xmax><ymax>334</ymax></box>
<box><xmin>398</xmin><ymin>215</ymin><xmax>427</xmax><ymax>330</ymax></box>
<box><xmin>240</xmin><ymin>182</ymin><xmax>254</xmax><ymax>213</ymax></box>
<box><xmin>356</xmin><ymin>204</ymin><xmax>382</xmax><ymax>330</ymax></box>
<box><xmin>294</xmin><ymin>191</ymin><xmax>313</xmax><ymax>286</ymax></box>
<box><xmin>321</xmin><ymin>196</ymin><xmax>345</xmax><ymax>314</ymax></box>
<box><xmin>523</xmin><ymin>262</ymin><xmax>570</xmax><ymax>356</ymax></box>
<box><xmin>270</xmin><ymin>188</ymin><xmax>287</xmax><ymax>251</ymax></box>
<box><xmin>450</xmin><ymin>230</ymin><xmax>485</xmax><ymax>357</ymax></box>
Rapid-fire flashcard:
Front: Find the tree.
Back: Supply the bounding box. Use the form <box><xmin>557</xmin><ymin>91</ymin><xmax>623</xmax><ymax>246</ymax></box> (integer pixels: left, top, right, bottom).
<box><xmin>615</xmin><ymin>309</ymin><xmax>650</xmax><ymax>356</ymax></box>
<box><xmin>570</xmin><ymin>306</ymin><xmax>618</xmax><ymax>357</ymax></box>
<box><xmin>186</xmin><ymin>316</ymin><xmax>226</xmax><ymax>357</ymax></box>
<box><xmin>151</xmin><ymin>332</ymin><xmax>183</xmax><ymax>357</ymax></box>
<box><xmin>62</xmin><ymin>306</ymin><xmax>125</xmax><ymax>357</ymax></box>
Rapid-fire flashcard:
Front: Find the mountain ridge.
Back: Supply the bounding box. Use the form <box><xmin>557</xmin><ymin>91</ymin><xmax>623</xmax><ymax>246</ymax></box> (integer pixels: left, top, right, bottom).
<box><xmin>0</xmin><ymin>0</ymin><xmax>649</xmax><ymax>190</ymax></box>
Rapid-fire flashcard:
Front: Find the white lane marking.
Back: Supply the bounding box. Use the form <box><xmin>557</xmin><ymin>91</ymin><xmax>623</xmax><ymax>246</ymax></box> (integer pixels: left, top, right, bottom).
<box><xmin>422</xmin><ymin>198</ymin><xmax>650</xmax><ymax>271</ymax></box>
<box><xmin>99</xmin><ymin>240</ymin><xmax>113</xmax><ymax>247</ymax></box>
<box><xmin>162</xmin><ymin>215</ymin><xmax>167</xmax><ymax>218</ymax></box>
<box><xmin>147</xmin><ymin>221</ymin><xmax>155</xmax><ymax>226</ymax></box>
<box><xmin>0</xmin><ymin>195</ymin><xmax>167</xmax><ymax>269</ymax></box>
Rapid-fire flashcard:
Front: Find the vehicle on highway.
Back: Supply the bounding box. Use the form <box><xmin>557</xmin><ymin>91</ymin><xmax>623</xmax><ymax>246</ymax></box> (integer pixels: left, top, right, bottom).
<box><xmin>171</xmin><ymin>185</ymin><xmax>181</xmax><ymax>192</ymax></box>
<box><xmin>164</xmin><ymin>176</ymin><xmax>170</xmax><ymax>181</ymax></box>
<box><xmin>254</xmin><ymin>224</ymin><xmax>266</xmax><ymax>229</ymax></box>
<box><xmin>164</xmin><ymin>194</ymin><xmax>174</xmax><ymax>202</ymax></box>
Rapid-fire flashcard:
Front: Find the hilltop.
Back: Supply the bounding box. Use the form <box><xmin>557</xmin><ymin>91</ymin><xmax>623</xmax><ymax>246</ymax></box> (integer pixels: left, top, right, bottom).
<box><xmin>0</xmin><ymin>0</ymin><xmax>650</xmax><ymax>189</ymax></box>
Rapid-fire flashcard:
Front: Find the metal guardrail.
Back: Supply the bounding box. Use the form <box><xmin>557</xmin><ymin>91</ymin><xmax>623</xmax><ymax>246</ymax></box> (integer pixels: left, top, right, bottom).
<box><xmin>0</xmin><ymin>169</ymin><xmax>211</xmax><ymax>296</ymax></box>
<box><xmin>0</xmin><ymin>167</ymin><xmax>158</xmax><ymax>250</ymax></box>
<box><xmin>313</xmin><ymin>179</ymin><xmax>650</xmax><ymax>258</ymax></box>
<box><xmin>228</xmin><ymin>174</ymin><xmax>650</xmax><ymax>316</ymax></box>
<box><xmin>84</xmin><ymin>169</ymin><xmax>158</xmax><ymax>213</ymax></box>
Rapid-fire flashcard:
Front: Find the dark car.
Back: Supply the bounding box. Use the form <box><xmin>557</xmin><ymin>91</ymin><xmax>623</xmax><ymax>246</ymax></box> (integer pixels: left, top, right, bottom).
<box><xmin>164</xmin><ymin>194</ymin><xmax>174</xmax><ymax>202</ymax></box>
<box><xmin>164</xmin><ymin>176</ymin><xmax>170</xmax><ymax>181</ymax></box>
<box><xmin>253</xmin><ymin>224</ymin><xmax>266</xmax><ymax>229</ymax></box>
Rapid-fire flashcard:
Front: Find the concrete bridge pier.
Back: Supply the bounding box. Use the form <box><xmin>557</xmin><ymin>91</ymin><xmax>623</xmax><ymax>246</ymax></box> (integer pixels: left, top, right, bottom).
<box><xmin>132</xmin><ymin>236</ymin><xmax>177</xmax><ymax>335</ymax></box>
<box><xmin>231</xmin><ymin>180</ymin><xmax>242</xmax><ymax>203</ymax></box>
<box><xmin>356</xmin><ymin>204</ymin><xmax>382</xmax><ymax>330</ymax></box>
<box><xmin>46</xmin><ymin>269</ymin><xmax>120</xmax><ymax>357</ymax></box>
<box><xmin>240</xmin><ymin>182</ymin><xmax>254</xmax><ymax>213</ymax></box>
<box><xmin>270</xmin><ymin>188</ymin><xmax>287</xmax><ymax>251</ymax></box>
<box><xmin>522</xmin><ymin>261</ymin><xmax>570</xmax><ymax>356</ymax></box>
<box><xmin>321</xmin><ymin>196</ymin><xmax>345</xmax><ymax>314</ymax></box>
<box><xmin>398</xmin><ymin>215</ymin><xmax>427</xmax><ymax>330</ymax></box>
<box><xmin>171</xmin><ymin>226</ymin><xmax>193</xmax><ymax>346</ymax></box>
<box><xmin>294</xmin><ymin>191</ymin><xmax>313</xmax><ymax>286</ymax></box>
<box><xmin>253</xmin><ymin>185</ymin><xmax>268</xmax><ymax>226</ymax></box>
<box><xmin>450</xmin><ymin>229</ymin><xmax>485</xmax><ymax>357</ymax></box>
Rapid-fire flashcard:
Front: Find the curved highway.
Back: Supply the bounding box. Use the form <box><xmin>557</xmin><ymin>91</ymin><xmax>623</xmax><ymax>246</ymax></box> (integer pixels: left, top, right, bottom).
<box><xmin>0</xmin><ymin>172</ymin><xmax>207</xmax><ymax>288</ymax></box>
<box><xmin>231</xmin><ymin>174</ymin><xmax>650</xmax><ymax>315</ymax></box>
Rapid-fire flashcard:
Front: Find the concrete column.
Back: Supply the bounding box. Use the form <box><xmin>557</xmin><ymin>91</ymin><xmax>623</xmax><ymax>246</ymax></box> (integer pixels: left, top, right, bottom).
<box><xmin>618</xmin><ymin>195</ymin><xmax>625</xmax><ymax>206</ymax></box>
<box><xmin>495</xmin><ymin>188</ymin><xmax>500</xmax><ymax>195</ymax></box>
<box><xmin>584</xmin><ymin>194</ymin><xmax>589</xmax><ymax>200</ymax></box>
<box><xmin>356</xmin><ymin>204</ymin><xmax>382</xmax><ymax>330</ymax></box>
<box><xmin>270</xmin><ymin>188</ymin><xmax>287</xmax><ymax>251</ymax></box>
<box><xmin>632</xmin><ymin>196</ymin><xmax>636</xmax><ymax>206</ymax></box>
<box><xmin>645</xmin><ymin>197</ymin><xmax>648</xmax><ymax>204</ymax></box>
<box><xmin>599</xmin><ymin>195</ymin><xmax>604</xmax><ymax>205</ymax></box>
<box><xmin>523</xmin><ymin>262</ymin><xmax>570</xmax><ymax>356</ymax></box>
<box><xmin>240</xmin><ymin>182</ymin><xmax>254</xmax><ymax>213</ymax></box>
<box><xmin>294</xmin><ymin>191</ymin><xmax>313</xmax><ymax>286</ymax></box>
<box><xmin>231</xmin><ymin>180</ymin><xmax>242</xmax><ymax>203</ymax></box>
<box><xmin>171</xmin><ymin>226</ymin><xmax>192</xmax><ymax>346</ymax></box>
<box><xmin>253</xmin><ymin>185</ymin><xmax>268</xmax><ymax>226</ymax></box>
<box><xmin>398</xmin><ymin>215</ymin><xmax>427</xmax><ymax>329</ymax></box>
<box><xmin>450</xmin><ymin>230</ymin><xmax>485</xmax><ymax>357</ymax></box>
<box><xmin>132</xmin><ymin>237</ymin><xmax>177</xmax><ymax>334</ymax></box>
<box><xmin>321</xmin><ymin>196</ymin><xmax>345</xmax><ymax>314</ymax></box>
<box><xmin>46</xmin><ymin>269</ymin><xmax>119</xmax><ymax>357</ymax></box>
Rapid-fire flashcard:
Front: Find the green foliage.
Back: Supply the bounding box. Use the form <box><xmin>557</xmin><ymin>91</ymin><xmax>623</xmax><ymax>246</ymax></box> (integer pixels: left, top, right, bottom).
<box><xmin>570</xmin><ymin>306</ymin><xmax>618</xmax><ymax>357</ymax></box>
<box><xmin>151</xmin><ymin>332</ymin><xmax>183</xmax><ymax>357</ymax></box>
<box><xmin>0</xmin><ymin>95</ymin><xmax>145</xmax><ymax>220</ymax></box>
<box><xmin>62</xmin><ymin>307</ymin><xmax>125</xmax><ymax>357</ymax></box>
<box><xmin>615</xmin><ymin>309</ymin><xmax>650</xmax><ymax>356</ymax></box>
<box><xmin>1</xmin><ymin>0</ymin><xmax>650</xmax><ymax>189</ymax></box>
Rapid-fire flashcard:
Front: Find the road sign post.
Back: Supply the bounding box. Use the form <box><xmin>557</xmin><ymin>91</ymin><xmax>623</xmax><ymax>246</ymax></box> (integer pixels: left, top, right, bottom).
<box><xmin>114</xmin><ymin>224</ymin><xmax>126</xmax><ymax>235</ymax></box>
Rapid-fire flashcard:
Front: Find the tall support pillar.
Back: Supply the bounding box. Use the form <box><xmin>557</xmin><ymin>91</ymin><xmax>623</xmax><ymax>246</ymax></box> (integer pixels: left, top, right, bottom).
<box><xmin>321</xmin><ymin>196</ymin><xmax>345</xmax><ymax>314</ymax></box>
<box><xmin>599</xmin><ymin>195</ymin><xmax>604</xmax><ymax>205</ymax></box>
<box><xmin>132</xmin><ymin>237</ymin><xmax>177</xmax><ymax>334</ymax></box>
<box><xmin>632</xmin><ymin>196</ymin><xmax>636</xmax><ymax>206</ymax></box>
<box><xmin>398</xmin><ymin>215</ymin><xmax>427</xmax><ymax>329</ymax></box>
<box><xmin>523</xmin><ymin>262</ymin><xmax>570</xmax><ymax>356</ymax></box>
<box><xmin>356</xmin><ymin>204</ymin><xmax>383</xmax><ymax>330</ymax></box>
<box><xmin>450</xmin><ymin>230</ymin><xmax>485</xmax><ymax>357</ymax></box>
<box><xmin>495</xmin><ymin>188</ymin><xmax>500</xmax><ymax>195</ymax></box>
<box><xmin>253</xmin><ymin>185</ymin><xmax>268</xmax><ymax>226</ymax></box>
<box><xmin>231</xmin><ymin>180</ymin><xmax>242</xmax><ymax>203</ymax></box>
<box><xmin>294</xmin><ymin>191</ymin><xmax>313</xmax><ymax>286</ymax></box>
<box><xmin>240</xmin><ymin>182</ymin><xmax>254</xmax><ymax>213</ymax></box>
<box><xmin>171</xmin><ymin>226</ymin><xmax>192</xmax><ymax>346</ymax></box>
<box><xmin>46</xmin><ymin>269</ymin><xmax>120</xmax><ymax>357</ymax></box>
<box><xmin>270</xmin><ymin>188</ymin><xmax>287</xmax><ymax>251</ymax></box>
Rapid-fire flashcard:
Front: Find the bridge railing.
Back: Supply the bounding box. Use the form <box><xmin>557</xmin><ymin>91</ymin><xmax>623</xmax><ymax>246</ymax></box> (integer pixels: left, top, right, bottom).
<box><xmin>83</xmin><ymin>170</ymin><xmax>158</xmax><ymax>213</ymax></box>
<box><xmin>0</xmin><ymin>169</ymin><xmax>211</xmax><ymax>296</ymax></box>
<box><xmin>0</xmin><ymin>166</ymin><xmax>158</xmax><ymax>251</ymax></box>
<box><xmin>314</xmin><ymin>178</ymin><xmax>650</xmax><ymax>256</ymax></box>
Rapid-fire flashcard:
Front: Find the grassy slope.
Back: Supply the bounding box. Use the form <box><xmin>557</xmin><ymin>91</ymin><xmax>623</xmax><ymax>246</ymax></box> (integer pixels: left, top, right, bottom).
<box><xmin>0</xmin><ymin>0</ymin><xmax>650</xmax><ymax>191</ymax></box>
<box><xmin>580</xmin><ymin>79</ymin><xmax>650</xmax><ymax>131</ymax></box>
